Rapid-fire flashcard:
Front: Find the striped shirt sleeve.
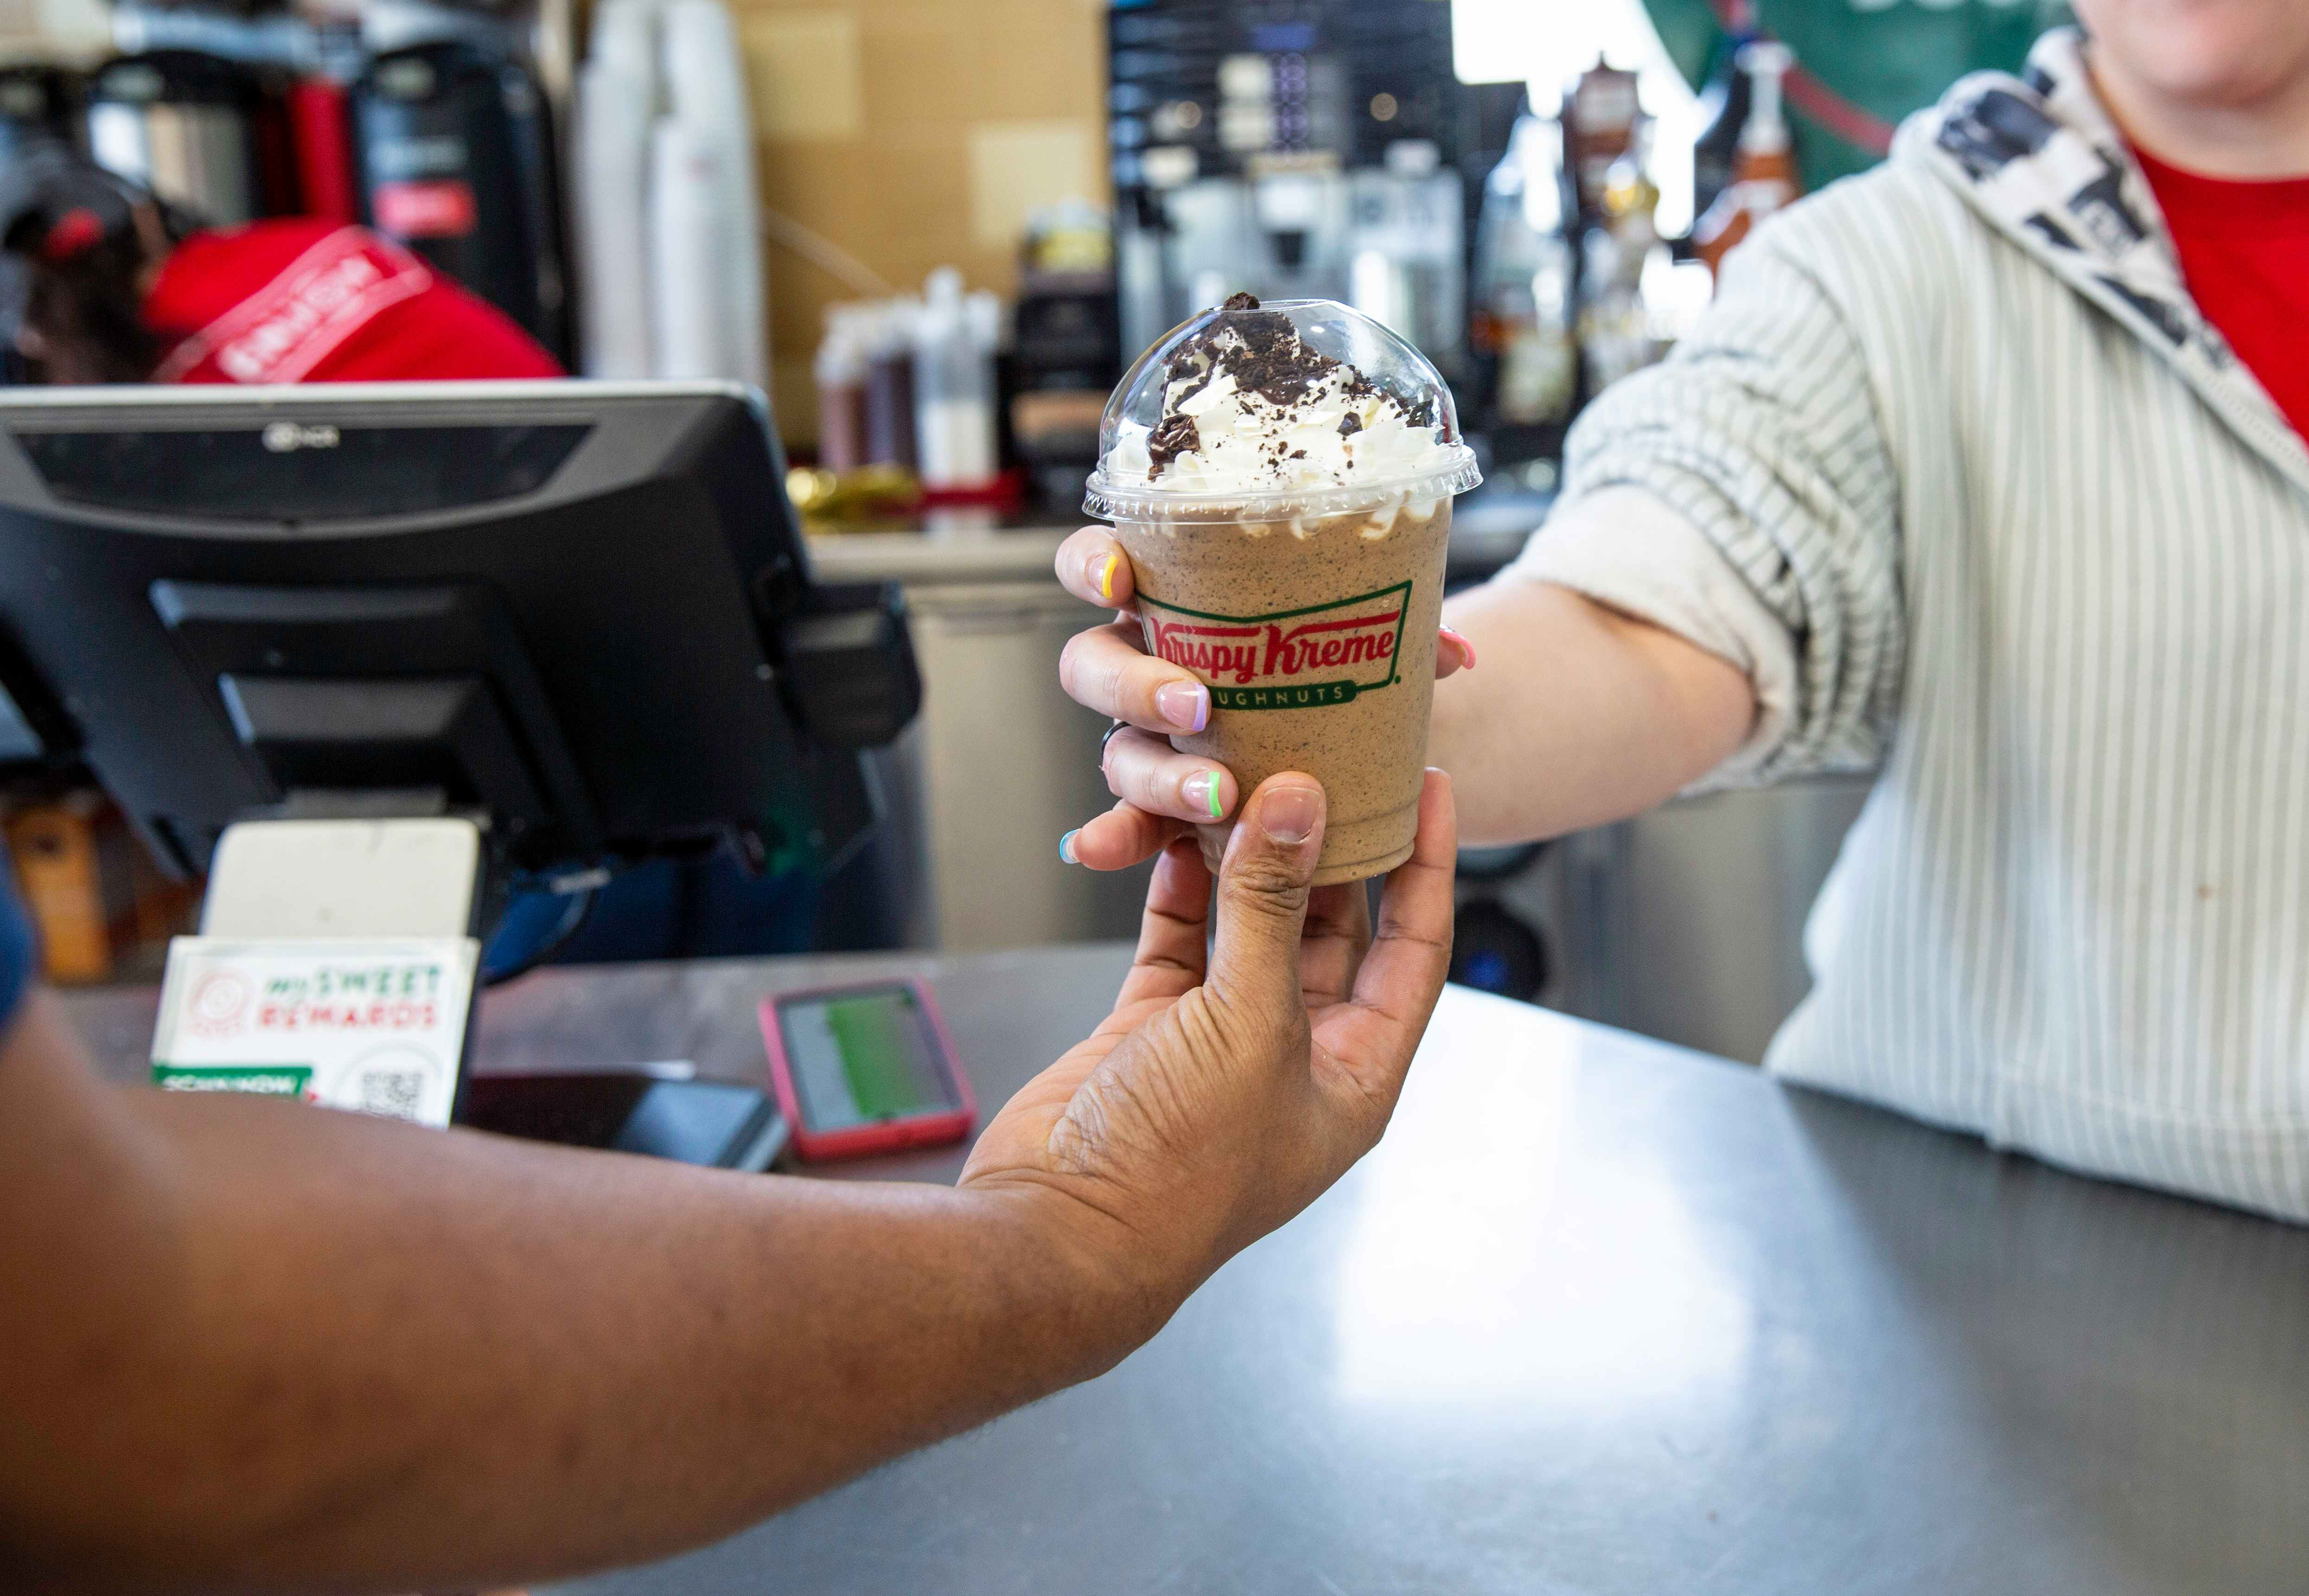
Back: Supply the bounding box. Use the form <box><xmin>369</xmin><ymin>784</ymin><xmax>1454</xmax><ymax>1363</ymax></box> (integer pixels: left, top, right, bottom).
<box><xmin>1537</xmin><ymin>226</ymin><xmax>1910</xmax><ymax>784</ymax></box>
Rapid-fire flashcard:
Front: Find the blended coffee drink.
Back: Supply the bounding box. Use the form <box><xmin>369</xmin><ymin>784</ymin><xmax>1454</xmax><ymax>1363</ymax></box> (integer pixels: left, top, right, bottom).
<box><xmin>1084</xmin><ymin>294</ymin><xmax>1480</xmax><ymax>884</ymax></box>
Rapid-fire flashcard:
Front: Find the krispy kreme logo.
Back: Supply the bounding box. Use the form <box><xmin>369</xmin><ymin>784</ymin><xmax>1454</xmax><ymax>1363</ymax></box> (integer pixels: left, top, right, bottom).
<box><xmin>1140</xmin><ymin>582</ymin><xmax>1410</xmax><ymax>710</ymax></box>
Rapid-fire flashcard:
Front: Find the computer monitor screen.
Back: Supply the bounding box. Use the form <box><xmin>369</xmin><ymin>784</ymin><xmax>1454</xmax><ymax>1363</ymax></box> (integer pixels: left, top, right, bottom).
<box><xmin>0</xmin><ymin>380</ymin><xmax>913</xmax><ymax>883</ymax></box>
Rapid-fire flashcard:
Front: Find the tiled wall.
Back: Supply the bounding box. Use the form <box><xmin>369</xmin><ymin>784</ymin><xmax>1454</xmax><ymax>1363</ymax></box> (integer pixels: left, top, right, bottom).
<box><xmin>734</xmin><ymin>0</ymin><xmax>1109</xmax><ymax>446</ymax></box>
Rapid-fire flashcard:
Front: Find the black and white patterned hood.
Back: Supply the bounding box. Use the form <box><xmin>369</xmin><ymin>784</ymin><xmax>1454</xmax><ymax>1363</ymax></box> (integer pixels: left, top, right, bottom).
<box><xmin>1905</xmin><ymin>28</ymin><xmax>2304</xmax><ymax>473</ymax></box>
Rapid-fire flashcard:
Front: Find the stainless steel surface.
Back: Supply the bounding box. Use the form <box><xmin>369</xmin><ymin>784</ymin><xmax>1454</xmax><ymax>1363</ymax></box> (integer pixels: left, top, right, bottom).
<box><xmin>809</xmin><ymin>525</ymin><xmax>1149</xmax><ymax>951</ymax></box>
<box><xmin>806</xmin><ymin>504</ymin><xmax>1550</xmax><ymax>590</ymax></box>
<box><xmin>901</xmin><ymin>579</ymin><xmax>1150</xmax><ymax>949</ymax></box>
<box><xmin>806</xmin><ymin>523</ymin><xmax>1078</xmax><ymax>588</ymax></box>
<box><xmin>1573</xmin><ymin>775</ymin><xmax>1874</xmax><ymax>1064</ymax></box>
<box><xmin>89</xmin><ymin>97</ymin><xmax>260</xmax><ymax>228</ymax></box>
<box><xmin>63</xmin><ymin>945</ymin><xmax>2309</xmax><ymax>1592</ymax></box>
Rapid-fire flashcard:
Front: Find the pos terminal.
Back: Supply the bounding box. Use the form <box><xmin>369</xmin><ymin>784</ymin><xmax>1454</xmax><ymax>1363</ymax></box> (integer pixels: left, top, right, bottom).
<box><xmin>0</xmin><ymin>379</ymin><xmax>919</xmax><ymax>1160</ymax></box>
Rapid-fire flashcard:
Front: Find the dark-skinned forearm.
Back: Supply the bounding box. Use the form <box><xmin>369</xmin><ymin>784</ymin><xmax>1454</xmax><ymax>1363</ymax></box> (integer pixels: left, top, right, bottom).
<box><xmin>1</xmin><ymin>1002</ymin><xmax>1159</xmax><ymax>1596</ymax></box>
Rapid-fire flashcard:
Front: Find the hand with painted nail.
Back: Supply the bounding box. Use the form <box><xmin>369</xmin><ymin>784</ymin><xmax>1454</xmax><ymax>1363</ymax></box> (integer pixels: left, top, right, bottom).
<box><xmin>1054</xmin><ymin>526</ymin><xmax>1474</xmax><ymax>871</ymax></box>
<box><xmin>969</xmin><ymin>769</ymin><xmax>1458</xmax><ymax>1309</ymax></box>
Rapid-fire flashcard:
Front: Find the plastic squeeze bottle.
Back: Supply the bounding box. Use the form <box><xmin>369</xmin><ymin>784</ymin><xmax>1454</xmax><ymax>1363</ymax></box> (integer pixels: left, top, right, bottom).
<box><xmin>1693</xmin><ymin>41</ymin><xmax>1799</xmax><ymax>280</ymax></box>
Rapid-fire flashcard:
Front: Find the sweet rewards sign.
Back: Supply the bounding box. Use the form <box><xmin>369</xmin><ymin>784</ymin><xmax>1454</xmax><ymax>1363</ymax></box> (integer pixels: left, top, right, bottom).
<box><xmin>150</xmin><ymin>938</ymin><xmax>480</xmax><ymax>1128</ymax></box>
<box><xmin>1140</xmin><ymin>581</ymin><xmax>1410</xmax><ymax>711</ymax></box>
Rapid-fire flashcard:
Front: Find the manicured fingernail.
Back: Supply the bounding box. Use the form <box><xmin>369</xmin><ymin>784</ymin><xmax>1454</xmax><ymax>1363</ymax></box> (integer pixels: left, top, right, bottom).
<box><xmin>1441</xmin><ymin>626</ymin><xmax>1477</xmax><ymax>670</ymax></box>
<box><xmin>1182</xmin><ymin>770</ymin><xmax>1226</xmax><ymax>820</ymax></box>
<box><xmin>1260</xmin><ymin>784</ymin><xmax>1320</xmax><ymax>845</ymax></box>
<box><xmin>1059</xmin><ymin>829</ymin><xmax>1081</xmax><ymax>865</ymax></box>
<box><xmin>1155</xmin><ymin>681</ymin><xmax>1209</xmax><ymax>732</ymax></box>
<box><xmin>1095</xmin><ymin>553</ymin><xmax>1120</xmax><ymax>604</ymax></box>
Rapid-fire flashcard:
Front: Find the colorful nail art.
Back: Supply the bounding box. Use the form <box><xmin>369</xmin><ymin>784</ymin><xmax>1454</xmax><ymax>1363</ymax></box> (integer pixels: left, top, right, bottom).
<box><xmin>1183</xmin><ymin>772</ymin><xmax>1225</xmax><ymax>820</ymax></box>
<box><xmin>1059</xmin><ymin>829</ymin><xmax>1081</xmax><ymax>865</ymax></box>
<box><xmin>1096</xmin><ymin>554</ymin><xmax>1119</xmax><ymax>605</ymax></box>
<box><xmin>1155</xmin><ymin>681</ymin><xmax>1210</xmax><ymax>733</ymax></box>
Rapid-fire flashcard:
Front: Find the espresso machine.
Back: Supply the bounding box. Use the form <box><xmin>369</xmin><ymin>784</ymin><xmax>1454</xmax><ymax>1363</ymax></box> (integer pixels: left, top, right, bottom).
<box><xmin>1109</xmin><ymin>0</ymin><xmax>1467</xmax><ymax>366</ymax></box>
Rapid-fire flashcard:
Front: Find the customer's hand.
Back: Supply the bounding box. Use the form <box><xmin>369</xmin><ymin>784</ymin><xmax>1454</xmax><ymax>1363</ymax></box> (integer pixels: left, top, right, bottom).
<box><xmin>1052</xmin><ymin>525</ymin><xmax>1476</xmax><ymax>871</ymax></box>
<box><xmin>960</xmin><ymin>768</ymin><xmax>1456</xmax><ymax>1315</ymax></box>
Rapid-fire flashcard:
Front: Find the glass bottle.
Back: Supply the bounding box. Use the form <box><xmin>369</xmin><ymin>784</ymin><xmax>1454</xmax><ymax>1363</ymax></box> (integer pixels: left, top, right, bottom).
<box><xmin>1471</xmin><ymin>114</ymin><xmax>1576</xmax><ymax>428</ymax></box>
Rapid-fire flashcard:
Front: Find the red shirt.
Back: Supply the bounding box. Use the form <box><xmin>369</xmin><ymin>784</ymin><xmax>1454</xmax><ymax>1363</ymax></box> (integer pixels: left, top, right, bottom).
<box><xmin>2134</xmin><ymin>147</ymin><xmax>2309</xmax><ymax>439</ymax></box>
<box><xmin>140</xmin><ymin>219</ymin><xmax>562</xmax><ymax>384</ymax></box>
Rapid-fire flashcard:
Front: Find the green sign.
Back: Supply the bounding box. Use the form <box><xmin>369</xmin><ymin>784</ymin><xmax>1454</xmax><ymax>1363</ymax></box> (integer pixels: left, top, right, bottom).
<box><xmin>1647</xmin><ymin>0</ymin><xmax>2073</xmax><ymax>188</ymax></box>
<box><xmin>153</xmin><ymin>1063</ymin><xmax>315</xmax><ymax>1098</ymax></box>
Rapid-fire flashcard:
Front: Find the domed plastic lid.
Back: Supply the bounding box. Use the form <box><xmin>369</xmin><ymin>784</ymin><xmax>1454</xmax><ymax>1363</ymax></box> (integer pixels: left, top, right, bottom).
<box><xmin>1084</xmin><ymin>295</ymin><xmax>1481</xmax><ymax>522</ymax></box>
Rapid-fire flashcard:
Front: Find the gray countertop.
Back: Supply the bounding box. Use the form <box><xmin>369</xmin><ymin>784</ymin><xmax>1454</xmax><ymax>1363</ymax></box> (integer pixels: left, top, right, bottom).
<box><xmin>65</xmin><ymin>945</ymin><xmax>2309</xmax><ymax>1594</ymax></box>
<box><xmin>806</xmin><ymin>520</ymin><xmax>1078</xmax><ymax>588</ymax></box>
<box><xmin>801</xmin><ymin>481</ymin><xmax>1548</xmax><ymax>587</ymax></box>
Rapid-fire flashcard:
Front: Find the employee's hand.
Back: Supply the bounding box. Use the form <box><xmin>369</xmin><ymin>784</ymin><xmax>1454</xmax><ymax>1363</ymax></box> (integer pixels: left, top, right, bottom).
<box><xmin>1053</xmin><ymin>525</ymin><xmax>1474</xmax><ymax>871</ymax></box>
<box><xmin>960</xmin><ymin>767</ymin><xmax>1456</xmax><ymax>1310</ymax></box>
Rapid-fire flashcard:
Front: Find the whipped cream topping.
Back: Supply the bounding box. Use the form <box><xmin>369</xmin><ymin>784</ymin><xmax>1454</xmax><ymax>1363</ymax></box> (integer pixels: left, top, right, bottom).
<box><xmin>1102</xmin><ymin>295</ymin><xmax>1461</xmax><ymax>495</ymax></box>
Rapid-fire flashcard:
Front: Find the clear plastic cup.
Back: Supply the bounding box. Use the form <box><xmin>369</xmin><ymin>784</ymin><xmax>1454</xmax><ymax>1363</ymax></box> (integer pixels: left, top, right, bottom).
<box><xmin>1084</xmin><ymin>296</ymin><xmax>1480</xmax><ymax>884</ymax></box>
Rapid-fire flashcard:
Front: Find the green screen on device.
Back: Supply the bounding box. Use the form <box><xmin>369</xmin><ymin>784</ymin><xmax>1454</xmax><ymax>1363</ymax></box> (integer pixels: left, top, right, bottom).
<box><xmin>777</xmin><ymin>985</ymin><xmax>958</xmax><ymax>1129</ymax></box>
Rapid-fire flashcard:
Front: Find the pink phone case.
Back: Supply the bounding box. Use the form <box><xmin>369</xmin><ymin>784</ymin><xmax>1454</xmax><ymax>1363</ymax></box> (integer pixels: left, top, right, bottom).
<box><xmin>757</xmin><ymin>977</ymin><xmax>977</xmax><ymax>1162</ymax></box>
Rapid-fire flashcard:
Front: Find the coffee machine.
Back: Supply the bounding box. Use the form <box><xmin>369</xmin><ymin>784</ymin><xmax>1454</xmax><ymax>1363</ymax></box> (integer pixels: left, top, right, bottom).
<box><xmin>87</xmin><ymin>48</ymin><xmax>289</xmax><ymax>227</ymax></box>
<box><xmin>1109</xmin><ymin>0</ymin><xmax>1468</xmax><ymax>367</ymax></box>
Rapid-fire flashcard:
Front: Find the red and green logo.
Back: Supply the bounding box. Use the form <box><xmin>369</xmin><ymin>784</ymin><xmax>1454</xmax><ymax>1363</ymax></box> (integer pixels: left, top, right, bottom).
<box><xmin>1140</xmin><ymin>581</ymin><xmax>1411</xmax><ymax>710</ymax></box>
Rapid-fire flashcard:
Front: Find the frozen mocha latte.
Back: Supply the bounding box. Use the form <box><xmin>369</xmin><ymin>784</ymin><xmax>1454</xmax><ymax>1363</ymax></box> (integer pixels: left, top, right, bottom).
<box><xmin>1084</xmin><ymin>295</ymin><xmax>1480</xmax><ymax>884</ymax></box>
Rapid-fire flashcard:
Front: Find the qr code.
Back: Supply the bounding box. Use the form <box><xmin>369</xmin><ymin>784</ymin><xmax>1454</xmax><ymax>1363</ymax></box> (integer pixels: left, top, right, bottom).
<box><xmin>357</xmin><ymin>1070</ymin><xmax>426</xmax><ymax>1121</ymax></box>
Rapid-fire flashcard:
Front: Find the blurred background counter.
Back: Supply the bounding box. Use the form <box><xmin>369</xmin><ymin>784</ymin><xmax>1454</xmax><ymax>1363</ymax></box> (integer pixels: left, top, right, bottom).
<box><xmin>0</xmin><ymin>0</ymin><xmax>2047</xmax><ymax>1064</ymax></box>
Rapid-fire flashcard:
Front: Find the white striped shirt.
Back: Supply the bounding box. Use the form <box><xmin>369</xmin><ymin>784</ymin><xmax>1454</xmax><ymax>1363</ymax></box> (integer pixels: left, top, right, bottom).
<box><xmin>1514</xmin><ymin>31</ymin><xmax>2309</xmax><ymax>1220</ymax></box>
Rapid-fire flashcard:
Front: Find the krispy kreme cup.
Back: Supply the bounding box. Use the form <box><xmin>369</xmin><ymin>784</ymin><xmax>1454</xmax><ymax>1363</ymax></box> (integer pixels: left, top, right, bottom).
<box><xmin>1084</xmin><ymin>297</ymin><xmax>1480</xmax><ymax>885</ymax></box>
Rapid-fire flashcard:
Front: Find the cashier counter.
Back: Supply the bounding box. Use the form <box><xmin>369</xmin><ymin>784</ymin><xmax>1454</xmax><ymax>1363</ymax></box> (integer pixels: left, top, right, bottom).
<box><xmin>64</xmin><ymin>937</ymin><xmax>2309</xmax><ymax>1596</ymax></box>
